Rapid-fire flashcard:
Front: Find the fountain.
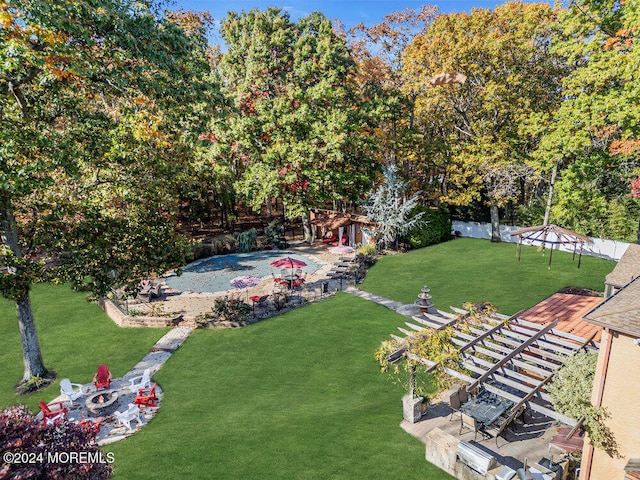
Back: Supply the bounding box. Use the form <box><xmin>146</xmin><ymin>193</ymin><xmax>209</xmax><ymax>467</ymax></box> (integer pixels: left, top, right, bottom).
<box><xmin>415</xmin><ymin>285</ymin><xmax>435</xmax><ymax>314</ymax></box>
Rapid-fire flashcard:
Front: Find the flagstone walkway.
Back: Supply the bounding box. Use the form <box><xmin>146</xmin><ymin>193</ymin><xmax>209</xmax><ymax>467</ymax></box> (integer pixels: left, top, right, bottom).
<box><xmin>343</xmin><ymin>286</ymin><xmax>420</xmax><ymax>317</ymax></box>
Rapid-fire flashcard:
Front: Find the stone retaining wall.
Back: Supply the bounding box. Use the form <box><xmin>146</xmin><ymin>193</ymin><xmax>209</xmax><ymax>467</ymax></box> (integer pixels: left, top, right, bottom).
<box><xmin>99</xmin><ymin>298</ymin><xmax>195</xmax><ymax>328</ymax></box>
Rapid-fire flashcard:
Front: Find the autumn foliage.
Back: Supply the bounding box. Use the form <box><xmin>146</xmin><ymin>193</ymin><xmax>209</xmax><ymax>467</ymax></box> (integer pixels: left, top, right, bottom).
<box><xmin>0</xmin><ymin>406</ymin><xmax>112</xmax><ymax>479</ymax></box>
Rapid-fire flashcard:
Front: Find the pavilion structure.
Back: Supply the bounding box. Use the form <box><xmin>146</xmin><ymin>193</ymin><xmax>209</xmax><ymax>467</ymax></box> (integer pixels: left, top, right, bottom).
<box><xmin>510</xmin><ymin>224</ymin><xmax>592</xmax><ymax>268</ymax></box>
<box><xmin>389</xmin><ymin>302</ymin><xmax>599</xmax><ymax>427</ymax></box>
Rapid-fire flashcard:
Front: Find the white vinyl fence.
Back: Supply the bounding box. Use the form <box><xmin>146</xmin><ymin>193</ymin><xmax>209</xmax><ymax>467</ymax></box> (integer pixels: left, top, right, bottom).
<box><xmin>452</xmin><ymin>221</ymin><xmax>630</xmax><ymax>261</ymax></box>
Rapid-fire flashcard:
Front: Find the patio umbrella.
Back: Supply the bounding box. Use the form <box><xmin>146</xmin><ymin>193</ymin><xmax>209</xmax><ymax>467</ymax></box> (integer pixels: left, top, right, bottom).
<box><xmin>269</xmin><ymin>256</ymin><xmax>308</xmax><ymax>280</ymax></box>
<box><xmin>269</xmin><ymin>257</ymin><xmax>307</xmax><ymax>270</ymax></box>
<box><xmin>330</xmin><ymin>245</ymin><xmax>355</xmax><ymax>255</ymax></box>
<box><xmin>230</xmin><ymin>275</ymin><xmax>263</xmax><ymax>301</ymax></box>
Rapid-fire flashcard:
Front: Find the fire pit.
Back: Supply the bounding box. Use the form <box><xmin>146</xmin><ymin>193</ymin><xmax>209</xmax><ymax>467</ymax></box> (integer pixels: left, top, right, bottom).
<box><xmin>85</xmin><ymin>390</ymin><xmax>119</xmax><ymax>416</ymax></box>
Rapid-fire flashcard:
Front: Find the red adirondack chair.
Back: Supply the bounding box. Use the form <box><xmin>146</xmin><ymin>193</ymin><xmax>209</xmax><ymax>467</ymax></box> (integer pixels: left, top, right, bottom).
<box><xmin>134</xmin><ymin>383</ymin><xmax>158</xmax><ymax>408</ymax></box>
<box><xmin>93</xmin><ymin>364</ymin><xmax>112</xmax><ymax>390</ymax></box>
<box><xmin>39</xmin><ymin>401</ymin><xmax>67</xmax><ymax>426</ymax></box>
<box><xmin>78</xmin><ymin>416</ymin><xmax>102</xmax><ymax>433</ymax></box>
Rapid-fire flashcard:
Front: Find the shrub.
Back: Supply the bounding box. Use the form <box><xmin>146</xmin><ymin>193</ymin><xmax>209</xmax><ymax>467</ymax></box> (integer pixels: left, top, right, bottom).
<box><xmin>406</xmin><ymin>205</ymin><xmax>452</xmax><ymax>249</ymax></box>
<box><xmin>236</xmin><ymin>228</ymin><xmax>257</xmax><ymax>253</ymax></box>
<box><xmin>0</xmin><ymin>405</ymin><xmax>112</xmax><ymax>479</ymax></box>
<box><xmin>264</xmin><ymin>220</ymin><xmax>285</xmax><ymax>247</ymax></box>
<box><xmin>192</xmin><ymin>234</ymin><xmax>236</xmax><ymax>260</ymax></box>
<box><xmin>209</xmin><ymin>296</ymin><xmax>252</xmax><ymax>323</ymax></box>
<box><xmin>548</xmin><ymin>351</ymin><xmax>619</xmax><ymax>456</ymax></box>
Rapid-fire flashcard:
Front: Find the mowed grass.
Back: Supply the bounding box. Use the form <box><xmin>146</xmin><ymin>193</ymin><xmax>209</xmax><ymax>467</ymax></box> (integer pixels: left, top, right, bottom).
<box><xmin>106</xmin><ymin>295</ymin><xmax>451</xmax><ymax>480</ymax></box>
<box><xmin>0</xmin><ymin>284</ymin><xmax>168</xmax><ymax>412</ymax></box>
<box><xmin>360</xmin><ymin>238</ymin><xmax>616</xmax><ymax>315</ymax></box>
<box><xmin>0</xmin><ymin>239</ymin><xmax>617</xmax><ymax>479</ymax></box>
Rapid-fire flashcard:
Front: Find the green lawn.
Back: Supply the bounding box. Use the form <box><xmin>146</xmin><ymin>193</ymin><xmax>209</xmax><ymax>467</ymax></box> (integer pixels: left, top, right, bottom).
<box><xmin>0</xmin><ymin>284</ymin><xmax>168</xmax><ymax>412</ymax></box>
<box><xmin>0</xmin><ymin>239</ymin><xmax>616</xmax><ymax>479</ymax></box>
<box><xmin>106</xmin><ymin>295</ymin><xmax>445</xmax><ymax>479</ymax></box>
<box><xmin>361</xmin><ymin>238</ymin><xmax>615</xmax><ymax>315</ymax></box>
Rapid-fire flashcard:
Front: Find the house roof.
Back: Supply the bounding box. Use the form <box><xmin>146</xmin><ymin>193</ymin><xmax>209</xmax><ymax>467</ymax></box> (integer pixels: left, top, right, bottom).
<box><xmin>584</xmin><ymin>276</ymin><xmax>640</xmax><ymax>337</ymax></box>
<box><xmin>310</xmin><ymin>209</ymin><xmax>374</xmax><ymax>230</ymax></box>
<box><xmin>605</xmin><ymin>243</ymin><xmax>640</xmax><ymax>288</ymax></box>
<box><xmin>518</xmin><ymin>293</ymin><xmax>604</xmax><ymax>343</ymax></box>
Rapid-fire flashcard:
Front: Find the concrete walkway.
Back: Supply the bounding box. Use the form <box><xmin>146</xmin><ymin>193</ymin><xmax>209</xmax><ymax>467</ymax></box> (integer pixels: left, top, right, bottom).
<box><xmin>49</xmin><ymin>327</ymin><xmax>193</xmax><ymax>445</ymax></box>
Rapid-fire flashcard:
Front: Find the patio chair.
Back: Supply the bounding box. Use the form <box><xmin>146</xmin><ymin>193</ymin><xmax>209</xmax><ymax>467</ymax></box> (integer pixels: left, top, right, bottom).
<box><xmin>128</xmin><ymin>368</ymin><xmax>152</xmax><ymax>392</ymax></box>
<box><xmin>459</xmin><ymin>386</ymin><xmax>469</xmax><ymax>404</ymax></box>
<box><xmin>39</xmin><ymin>401</ymin><xmax>67</xmax><ymax>426</ymax></box>
<box><xmin>460</xmin><ymin>412</ymin><xmax>480</xmax><ymax>441</ymax></box>
<box><xmin>78</xmin><ymin>416</ymin><xmax>102</xmax><ymax>434</ymax></box>
<box><xmin>449</xmin><ymin>390</ymin><xmax>463</xmax><ymax>422</ymax></box>
<box><xmin>322</xmin><ymin>233</ymin><xmax>337</xmax><ymax>244</ymax></box>
<box><xmin>134</xmin><ymin>383</ymin><xmax>158</xmax><ymax>408</ymax></box>
<box><xmin>93</xmin><ymin>364</ymin><xmax>112</xmax><ymax>390</ymax></box>
<box><xmin>114</xmin><ymin>403</ymin><xmax>142</xmax><ymax>431</ymax></box>
<box><xmin>60</xmin><ymin>378</ymin><xmax>85</xmax><ymax>405</ymax></box>
<box><xmin>139</xmin><ymin>281</ymin><xmax>161</xmax><ymax>302</ymax></box>
<box><xmin>482</xmin><ymin>405</ymin><xmax>526</xmax><ymax>448</ymax></box>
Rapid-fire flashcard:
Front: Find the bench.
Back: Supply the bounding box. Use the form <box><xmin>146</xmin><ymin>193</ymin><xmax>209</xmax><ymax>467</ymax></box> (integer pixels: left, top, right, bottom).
<box><xmin>456</xmin><ymin>440</ymin><xmax>497</xmax><ymax>475</ymax></box>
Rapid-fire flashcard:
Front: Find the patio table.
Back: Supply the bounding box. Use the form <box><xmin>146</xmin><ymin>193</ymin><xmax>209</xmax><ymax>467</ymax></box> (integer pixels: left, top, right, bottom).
<box><xmin>282</xmin><ymin>274</ymin><xmax>299</xmax><ymax>289</ymax></box>
<box><xmin>460</xmin><ymin>389</ymin><xmax>514</xmax><ymax>428</ymax></box>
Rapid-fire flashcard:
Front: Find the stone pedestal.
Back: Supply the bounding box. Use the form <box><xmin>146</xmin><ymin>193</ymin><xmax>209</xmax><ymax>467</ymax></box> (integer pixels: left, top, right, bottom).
<box><xmin>402</xmin><ymin>394</ymin><xmax>424</xmax><ymax>424</ymax></box>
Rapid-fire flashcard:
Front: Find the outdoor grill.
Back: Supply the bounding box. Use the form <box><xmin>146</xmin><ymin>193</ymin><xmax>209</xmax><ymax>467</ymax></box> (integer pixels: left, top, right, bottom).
<box><xmin>456</xmin><ymin>440</ymin><xmax>497</xmax><ymax>475</ymax></box>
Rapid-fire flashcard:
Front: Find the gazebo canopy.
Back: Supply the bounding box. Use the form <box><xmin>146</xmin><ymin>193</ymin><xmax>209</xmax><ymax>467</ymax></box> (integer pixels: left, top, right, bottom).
<box><xmin>510</xmin><ymin>224</ymin><xmax>592</xmax><ymax>268</ymax></box>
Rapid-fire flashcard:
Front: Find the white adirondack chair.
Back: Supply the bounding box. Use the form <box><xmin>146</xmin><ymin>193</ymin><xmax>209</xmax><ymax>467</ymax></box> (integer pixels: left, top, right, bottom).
<box><xmin>113</xmin><ymin>403</ymin><xmax>142</xmax><ymax>431</ymax></box>
<box><xmin>128</xmin><ymin>368</ymin><xmax>152</xmax><ymax>391</ymax></box>
<box><xmin>60</xmin><ymin>378</ymin><xmax>85</xmax><ymax>405</ymax></box>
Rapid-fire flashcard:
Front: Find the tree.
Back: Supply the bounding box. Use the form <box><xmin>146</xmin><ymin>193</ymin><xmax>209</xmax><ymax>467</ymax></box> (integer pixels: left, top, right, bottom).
<box><xmin>548</xmin><ymin>351</ymin><xmax>618</xmax><ymax>456</ymax></box>
<box><xmin>529</xmin><ymin>0</ymin><xmax>640</xmax><ymax>242</ymax></box>
<box><xmin>0</xmin><ymin>0</ymin><xmax>212</xmax><ymax>386</ymax></box>
<box><xmin>346</xmin><ymin>7</ymin><xmax>438</xmax><ymax>186</ymax></box>
<box><xmin>361</xmin><ymin>162</ymin><xmax>424</xmax><ymax>249</ymax></box>
<box><xmin>208</xmin><ymin>8</ymin><xmax>376</xmax><ymax>238</ymax></box>
<box><xmin>630</xmin><ymin>176</ymin><xmax>640</xmax><ymax>243</ymax></box>
<box><xmin>0</xmin><ymin>405</ymin><xmax>112</xmax><ymax>479</ymax></box>
<box><xmin>404</xmin><ymin>3</ymin><xmax>563</xmax><ymax>240</ymax></box>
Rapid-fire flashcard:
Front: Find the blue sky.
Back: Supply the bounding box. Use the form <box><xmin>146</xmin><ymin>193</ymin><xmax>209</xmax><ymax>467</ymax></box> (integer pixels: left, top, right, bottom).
<box><xmin>170</xmin><ymin>0</ymin><xmax>550</xmax><ymax>43</ymax></box>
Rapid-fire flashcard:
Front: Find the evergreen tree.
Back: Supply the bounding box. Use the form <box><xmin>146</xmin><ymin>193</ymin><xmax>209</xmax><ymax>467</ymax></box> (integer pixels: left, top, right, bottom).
<box><xmin>361</xmin><ymin>162</ymin><xmax>424</xmax><ymax>249</ymax></box>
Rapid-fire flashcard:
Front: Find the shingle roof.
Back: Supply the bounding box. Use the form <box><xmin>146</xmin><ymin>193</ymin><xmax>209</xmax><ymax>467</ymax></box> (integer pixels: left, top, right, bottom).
<box><xmin>584</xmin><ymin>277</ymin><xmax>640</xmax><ymax>337</ymax></box>
<box><xmin>518</xmin><ymin>293</ymin><xmax>604</xmax><ymax>342</ymax></box>
<box><xmin>606</xmin><ymin>243</ymin><xmax>640</xmax><ymax>288</ymax></box>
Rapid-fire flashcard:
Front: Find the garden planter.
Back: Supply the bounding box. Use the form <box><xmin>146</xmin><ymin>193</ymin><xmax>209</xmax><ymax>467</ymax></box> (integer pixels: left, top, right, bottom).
<box><xmin>402</xmin><ymin>394</ymin><xmax>424</xmax><ymax>424</ymax></box>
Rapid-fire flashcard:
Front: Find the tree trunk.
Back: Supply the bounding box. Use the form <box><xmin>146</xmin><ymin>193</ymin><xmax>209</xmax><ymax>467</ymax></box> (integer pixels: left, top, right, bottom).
<box><xmin>490</xmin><ymin>205</ymin><xmax>501</xmax><ymax>242</ymax></box>
<box><xmin>637</xmin><ymin>217</ymin><xmax>640</xmax><ymax>245</ymax></box>
<box><xmin>1</xmin><ymin>204</ymin><xmax>48</xmax><ymax>383</ymax></box>
<box><xmin>409</xmin><ymin>365</ymin><xmax>417</xmax><ymax>398</ymax></box>
<box><xmin>266</xmin><ymin>197</ymin><xmax>272</xmax><ymax>220</ymax></box>
<box><xmin>301</xmin><ymin>214</ymin><xmax>311</xmax><ymax>242</ymax></box>
<box><xmin>16</xmin><ymin>294</ymin><xmax>47</xmax><ymax>382</ymax></box>
<box><xmin>543</xmin><ymin>162</ymin><xmax>558</xmax><ymax>226</ymax></box>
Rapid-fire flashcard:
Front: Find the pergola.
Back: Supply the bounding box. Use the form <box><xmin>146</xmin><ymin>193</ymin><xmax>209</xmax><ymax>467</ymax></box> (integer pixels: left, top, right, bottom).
<box><xmin>390</xmin><ymin>303</ymin><xmax>599</xmax><ymax>427</ymax></box>
<box><xmin>510</xmin><ymin>224</ymin><xmax>593</xmax><ymax>268</ymax></box>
